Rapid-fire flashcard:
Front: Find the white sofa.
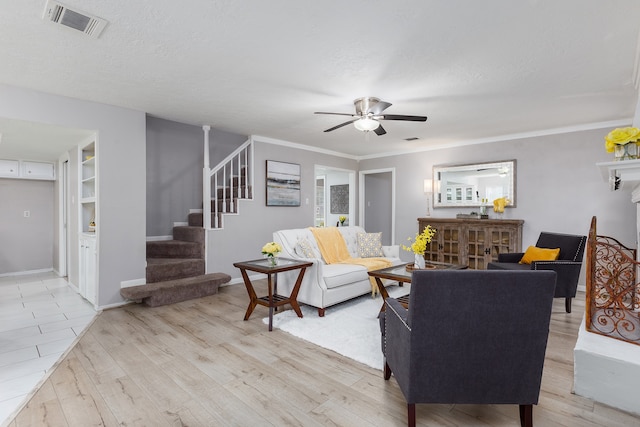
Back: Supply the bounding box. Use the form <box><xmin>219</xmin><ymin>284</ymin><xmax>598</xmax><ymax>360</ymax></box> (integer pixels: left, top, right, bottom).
<box><xmin>272</xmin><ymin>226</ymin><xmax>402</xmax><ymax>316</ymax></box>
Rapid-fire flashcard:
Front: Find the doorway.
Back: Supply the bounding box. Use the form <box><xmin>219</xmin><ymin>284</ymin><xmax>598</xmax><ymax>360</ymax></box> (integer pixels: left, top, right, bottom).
<box><xmin>359</xmin><ymin>168</ymin><xmax>395</xmax><ymax>245</ymax></box>
<box><xmin>314</xmin><ymin>165</ymin><xmax>356</xmax><ymax>227</ymax></box>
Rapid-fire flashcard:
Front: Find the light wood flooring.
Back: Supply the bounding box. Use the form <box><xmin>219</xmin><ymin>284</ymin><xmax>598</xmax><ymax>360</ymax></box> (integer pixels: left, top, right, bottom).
<box><xmin>5</xmin><ymin>282</ymin><xmax>640</xmax><ymax>427</ymax></box>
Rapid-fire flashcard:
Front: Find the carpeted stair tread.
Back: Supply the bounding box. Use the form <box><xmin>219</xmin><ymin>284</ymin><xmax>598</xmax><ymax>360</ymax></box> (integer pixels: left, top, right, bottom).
<box><xmin>173</xmin><ymin>226</ymin><xmax>205</xmax><ymax>243</ymax></box>
<box><xmin>146</xmin><ymin>258</ymin><xmax>205</xmax><ymax>283</ymax></box>
<box><xmin>120</xmin><ymin>273</ymin><xmax>231</xmax><ymax>307</ymax></box>
<box><xmin>146</xmin><ymin>240</ymin><xmax>202</xmax><ymax>258</ymax></box>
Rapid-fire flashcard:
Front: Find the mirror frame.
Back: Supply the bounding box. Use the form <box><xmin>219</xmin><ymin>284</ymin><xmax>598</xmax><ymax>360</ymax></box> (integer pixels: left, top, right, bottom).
<box><xmin>432</xmin><ymin>160</ymin><xmax>516</xmax><ymax>208</ymax></box>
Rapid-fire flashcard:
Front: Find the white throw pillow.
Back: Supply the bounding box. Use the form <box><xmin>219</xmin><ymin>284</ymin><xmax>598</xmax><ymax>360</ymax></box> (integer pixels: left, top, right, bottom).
<box><xmin>357</xmin><ymin>232</ymin><xmax>384</xmax><ymax>258</ymax></box>
<box><xmin>295</xmin><ymin>238</ymin><xmax>316</xmax><ymax>259</ymax></box>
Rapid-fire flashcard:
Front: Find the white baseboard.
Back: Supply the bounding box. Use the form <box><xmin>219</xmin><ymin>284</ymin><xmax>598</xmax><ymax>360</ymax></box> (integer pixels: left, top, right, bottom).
<box><xmin>0</xmin><ymin>267</ymin><xmax>54</xmax><ymax>278</ymax></box>
<box><xmin>146</xmin><ymin>235</ymin><xmax>172</xmax><ymax>241</ymax></box>
<box><xmin>121</xmin><ymin>278</ymin><xmax>146</xmax><ymax>288</ymax></box>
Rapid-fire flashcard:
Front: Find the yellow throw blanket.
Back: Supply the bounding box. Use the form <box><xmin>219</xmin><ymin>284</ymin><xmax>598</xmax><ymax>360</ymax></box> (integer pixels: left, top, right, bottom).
<box><xmin>309</xmin><ymin>227</ymin><xmax>392</xmax><ymax>296</ymax></box>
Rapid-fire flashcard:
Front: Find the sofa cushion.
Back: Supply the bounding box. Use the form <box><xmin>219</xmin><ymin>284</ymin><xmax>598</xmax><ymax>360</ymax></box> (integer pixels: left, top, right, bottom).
<box><xmin>323</xmin><ymin>264</ymin><xmax>370</xmax><ymax>289</ymax></box>
<box><xmin>519</xmin><ymin>246</ymin><xmax>560</xmax><ymax>264</ymax></box>
<box><xmin>295</xmin><ymin>238</ymin><xmax>317</xmax><ymax>259</ymax></box>
<box><xmin>357</xmin><ymin>232</ymin><xmax>384</xmax><ymax>257</ymax></box>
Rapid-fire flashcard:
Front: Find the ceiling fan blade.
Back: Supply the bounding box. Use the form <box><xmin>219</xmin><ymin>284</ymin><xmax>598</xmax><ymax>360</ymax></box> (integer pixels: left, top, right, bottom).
<box><xmin>367</xmin><ymin>101</ymin><xmax>392</xmax><ymax>115</ymax></box>
<box><xmin>314</xmin><ymin>112</ymin><xmax>356</xmax><ymax>117</ymax></box>
<box><xmin>374</xmin><ymin>124</ymin><xmax>387</xmax><ymax>136</ymax></box>
<box><xmin>324</xmin><ymin>119</ymin><xmax>358</xmax><ymax>132</ymax></box>
<box><xmin>379</xmin><ymin>114</ymin><xmax>427</xmax><ymax>122</ymax></box>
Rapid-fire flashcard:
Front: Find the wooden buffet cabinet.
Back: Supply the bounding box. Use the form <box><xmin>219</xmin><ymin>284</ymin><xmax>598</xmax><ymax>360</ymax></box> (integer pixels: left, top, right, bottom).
<box><xmin>417</xmin><ymin>218</ymin><xmax>524</xmax><ymax>269</ymax></box>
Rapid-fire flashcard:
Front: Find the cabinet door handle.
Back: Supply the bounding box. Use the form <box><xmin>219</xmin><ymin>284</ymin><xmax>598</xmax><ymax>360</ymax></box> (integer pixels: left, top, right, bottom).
<box><xmin>484</xmin><ymin>248</ymin><xmax>491</xmax><ymax>254</ymax></box>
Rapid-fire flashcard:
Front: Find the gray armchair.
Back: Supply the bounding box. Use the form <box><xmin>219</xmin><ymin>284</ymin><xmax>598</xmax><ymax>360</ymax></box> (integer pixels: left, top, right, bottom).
<box><xmin>487</xmin><ymin>232</ymin><xmax>586</xmax><ymax>313</ymax></box>
<box><xmin>380</xmin><ymin>270</ymin><xmax>556</xmax><ymax>427</ymax></box>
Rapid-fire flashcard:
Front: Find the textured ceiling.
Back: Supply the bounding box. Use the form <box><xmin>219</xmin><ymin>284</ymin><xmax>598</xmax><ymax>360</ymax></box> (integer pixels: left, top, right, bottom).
<box><xmin>1</xmin><ymin>0</ymin><xmax>640</xmax><ymax>160</ymax></box>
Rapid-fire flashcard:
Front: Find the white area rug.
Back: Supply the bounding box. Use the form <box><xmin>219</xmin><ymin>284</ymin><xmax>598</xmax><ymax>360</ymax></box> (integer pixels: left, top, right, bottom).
<box><xmin>263</xmin><ymin>285</ymin><xmax>408</xmax><ymax>370</ymax></box>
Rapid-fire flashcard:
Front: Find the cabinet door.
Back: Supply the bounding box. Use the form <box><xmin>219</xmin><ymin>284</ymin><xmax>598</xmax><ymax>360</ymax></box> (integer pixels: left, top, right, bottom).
<box><xmin>487</xmin><ymin>227</ymin><xmax>517</xmax><ymax>265</ymax></box>
<box><xmin>0</xmin><ymin>159</ymin><xmax>19</xmax><ymax>178</ymax></box>
<box><xmin>439</xmin><ymin>224</ymin><xmax>462</xmax><ymax>265</ymax></box>
<box><xmin>467</xmin><ymin>226</ymin><xmax>489</xmax><ymax>269</ymax></box>
<box><xmin>21</xmin><ymin>161</ymin><xmax>55</xmax><ymax>180</ymax></box>
<box><xmin>79</xmin><ymin>237</ymin><xmax>97</xmax><ymax>305</ymax></box>
<box><xmin>422</xmin><ymin>222</ymin><xmax>462</xmax><ymax>264</ymax></box>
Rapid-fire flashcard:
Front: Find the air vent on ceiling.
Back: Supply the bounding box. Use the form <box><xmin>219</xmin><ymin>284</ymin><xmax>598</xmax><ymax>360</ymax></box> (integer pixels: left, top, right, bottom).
<box><xmin>42</xmin><ymin>0</ymin><xmax>107</xmax><ymax>38</ymax></box>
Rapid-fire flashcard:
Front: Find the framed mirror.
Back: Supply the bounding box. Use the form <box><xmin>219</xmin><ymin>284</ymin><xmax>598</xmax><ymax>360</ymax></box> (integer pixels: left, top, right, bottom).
<box><xmin>433</xmin><ymin>160</ymin><xmax>516</xmax><ymax>208</ymax></box>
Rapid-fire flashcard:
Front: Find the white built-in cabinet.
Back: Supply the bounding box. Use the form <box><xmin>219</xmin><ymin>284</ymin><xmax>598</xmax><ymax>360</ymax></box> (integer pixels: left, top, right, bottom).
<box><xmin>79</xmin><ymin>235</ymin><xmax>97</xmax><ymax>304</ymax></box>
<box><xmin>0</xmin><ymin>159</ymin><xmax>55</xmax><ymax>180</ymax></box>
<box><xmin>79</xmin><ymin>141</ymin><xmax>98</xmax><ymax>306</ymax></box>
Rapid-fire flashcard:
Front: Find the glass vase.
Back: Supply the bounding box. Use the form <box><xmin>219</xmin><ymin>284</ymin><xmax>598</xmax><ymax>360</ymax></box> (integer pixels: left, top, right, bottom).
<box><xmin>614</xmin><ymin>143</ymin><xmax>639</xmax><ymax>161</ymax></box>
<box><xmin>414</xmin><ymin>253</ymin><xmax>426</xmax><ymax>269</ymax></box>
<box><xmin>268</xmin><ymin>255</ymin><xmax>278</xmax><ymax>267</ymax></box>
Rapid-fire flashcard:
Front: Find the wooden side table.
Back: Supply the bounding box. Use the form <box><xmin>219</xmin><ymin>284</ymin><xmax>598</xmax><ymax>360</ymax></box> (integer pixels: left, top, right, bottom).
<box><xmin>233</xmin><ymin>258</ymin><xmax>313</xmax><ymax>331</ymax></box>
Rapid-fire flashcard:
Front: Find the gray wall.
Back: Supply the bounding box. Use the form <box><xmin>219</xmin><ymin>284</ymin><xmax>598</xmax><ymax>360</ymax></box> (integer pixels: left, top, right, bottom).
<box><xmin>359</xmin><ymin>127</ymin><xmax>636</xmax><ymax>286</ymax></box>
<box><xmin>0</xmin><ymin>84</ymin><xmax>147</xmax><ymax>308</ymax></box>
<box><xmin>207</xmin><ymin>139</ymin><xmax>359</xmax><ymax>278</ymax></box>
<box><xmin>0</xmin><ymin>179</ymin><xmax>54</xmax><ymax>274</ymax></box>
<box><xmin>146</xmin><ymin>116</ymin><xmax>247</xmax><ymax>236</ymax></box>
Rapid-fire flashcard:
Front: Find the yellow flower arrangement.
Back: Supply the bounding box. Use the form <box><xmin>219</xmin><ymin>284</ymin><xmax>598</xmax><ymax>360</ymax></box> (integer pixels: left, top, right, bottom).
<box><xmin>402</xmin><ymin>225</ymin><xmax>436</xmax><ymax>255</ymax></box>
<box><xmin>261</xmin><ymin>241</ymin><xmax>282</xmax><ymax>257</ymax></box>
<box><xmin>339</xmin><ymin>215</ymin><xmax>347</xmax><ymax>225</ymax></box>
<box><xmin>604</xmin><ymin>127</ymin><xmax>640</xmax><ymax>153</ymax></box>
<box><xmin>493</xmin><ymin>197</ymin><xmax>510</xmax><ymax>213</ymax></box>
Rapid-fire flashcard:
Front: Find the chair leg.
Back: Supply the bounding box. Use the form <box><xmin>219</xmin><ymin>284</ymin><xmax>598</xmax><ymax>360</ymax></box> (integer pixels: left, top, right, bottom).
<box><xmin>407</xmin><ymin>403</ymin><xmax>416</xmax><ymax>427</ymax></box>
<box><xmin>384</xmin><ymin>361</ymin><xmax>391</xmax><ymax>380</ymax></box>
<box><xmin>565</xmin><ymin>297</ymin><xmax>572</xmax><ymax>313</ymax></box>
<box><xmin>519</xmin><ymin>404</ymin><xmax>532</xmax><ymax>427</ymax></box>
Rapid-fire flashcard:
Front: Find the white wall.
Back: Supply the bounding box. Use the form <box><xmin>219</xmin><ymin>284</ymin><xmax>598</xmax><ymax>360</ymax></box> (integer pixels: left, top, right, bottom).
<box><xmin>0</xmin><ymin>84</ymin><xmax>147</xmax><ymax>307</ymax></box>
<box><xmin>359</xmin><ymin>127</ymin><xmax>636</xmax><ymax>287</ymax></box>
<box><xmin>0</xmin><ymin>179</ymin><xmax>54</xmax><ymax>274</ymax></box>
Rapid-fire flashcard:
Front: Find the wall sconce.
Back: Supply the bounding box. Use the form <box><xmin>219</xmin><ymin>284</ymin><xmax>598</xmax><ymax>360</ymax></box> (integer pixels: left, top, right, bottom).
<box><xmin>423</xmin><ymin>179</ymin><xmax>433</xmax><ymax>217</ymax></box>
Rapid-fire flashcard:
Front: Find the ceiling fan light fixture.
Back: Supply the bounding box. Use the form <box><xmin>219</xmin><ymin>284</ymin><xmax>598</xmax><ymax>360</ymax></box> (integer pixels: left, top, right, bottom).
<box><xmin>354</xmin><ymin>117</ymin><xmax>380</xmax><ymax>132</ymax></box>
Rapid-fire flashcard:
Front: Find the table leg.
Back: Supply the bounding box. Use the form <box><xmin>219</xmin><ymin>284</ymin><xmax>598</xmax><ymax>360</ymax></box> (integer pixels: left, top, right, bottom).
<box><xmin>274</xmin><ymin>272</ymin><xmax>278</xmax><ymax>312</ymax></box>
<box><xmin>240</xmin><ymin>269</ymin><xmax>258</xmax><ymax>321</ymax></box>
<box><xmin>376</xmin><ymin>277</ymin><xmax>390</xmax><ymax>314</ymax></box>
<box><xmin>288</xmin><ymin>267</ymin><xmax>307</xmax><ymax>318</ymax></box>
<box><xmin>267</xmin><ymin>273</ymin><xmax>274</xmax><ymax>331</ymax></box>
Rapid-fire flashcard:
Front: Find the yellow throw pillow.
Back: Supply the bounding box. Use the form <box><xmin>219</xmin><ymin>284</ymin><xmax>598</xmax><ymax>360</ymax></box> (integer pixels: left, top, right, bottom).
<box><xmin>519</xmin><ymin>246</ymin><xmax>560</xmax><ymax>264</ymax></box>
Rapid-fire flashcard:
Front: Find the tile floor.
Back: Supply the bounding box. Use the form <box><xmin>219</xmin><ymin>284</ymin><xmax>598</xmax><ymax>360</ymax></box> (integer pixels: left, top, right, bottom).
<box><xmin>0</xmin><ymin>271</ymin><xmax>97</xmax><ymax>425</ymax></box>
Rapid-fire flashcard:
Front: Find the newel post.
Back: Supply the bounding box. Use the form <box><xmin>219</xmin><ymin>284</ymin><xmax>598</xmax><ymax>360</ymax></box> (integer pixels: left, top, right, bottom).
<box><xmin>203</xmin><ymin>125</ymin><xmax>211</xmax><ymax>230</ymax></box>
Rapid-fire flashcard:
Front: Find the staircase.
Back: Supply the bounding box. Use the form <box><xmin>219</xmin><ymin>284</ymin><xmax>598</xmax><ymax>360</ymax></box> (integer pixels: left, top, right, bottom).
<box><xmin>146</xmin><ymin>225</ymin><xmax>205</xmax><ymax>283</ymax></box>
<box><xmin>189</xmin><ymin>169</ymin><xmax>253</xmax><ymax>228</ymax></box>
<box><xmin>138</xmin><ymin>223</ymin><xmax>230</xmax><ymax>306</ymax></box>
<box><xmin>125</xmin><ymin>134</ymin><xmax>254</xmax><ymax>306</ymax></box>
<box><xmin>201</xmin><ymin>137</ymin><xmax>254</xmax><ymax>229</ymax></box>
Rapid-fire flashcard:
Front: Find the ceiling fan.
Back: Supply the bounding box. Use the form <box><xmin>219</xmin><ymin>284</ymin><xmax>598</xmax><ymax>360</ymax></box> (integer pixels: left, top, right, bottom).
<box><xmin>314</xmin><ymin>97</ymin><xmax>427</xmax><ymax>136</ymax></box>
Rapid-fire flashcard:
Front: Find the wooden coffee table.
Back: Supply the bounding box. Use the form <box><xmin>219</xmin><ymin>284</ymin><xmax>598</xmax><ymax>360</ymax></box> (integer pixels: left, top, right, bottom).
<box><xmin>368</xmin><ymin>261</ymin><xmax>467</xmax><ymax>313</ymax></box>
<box><xmin>233</xmin><ymin>257</ymin><xmax>313</xmax><ymax>331</ymax></box>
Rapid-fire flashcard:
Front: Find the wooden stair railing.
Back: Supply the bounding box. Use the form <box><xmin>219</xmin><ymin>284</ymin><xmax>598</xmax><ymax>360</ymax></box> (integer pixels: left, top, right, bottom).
<box><xmin>586</xmin><ymin>216</ymin><xmax>640</xmax><ymax>346</ymax></box>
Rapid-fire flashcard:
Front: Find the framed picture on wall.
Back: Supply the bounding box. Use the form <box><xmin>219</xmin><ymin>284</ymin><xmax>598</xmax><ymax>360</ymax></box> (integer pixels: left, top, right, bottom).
<box><xmin>266</xmin><ymin>160</ymin><xmax>301</xmax><ymax>206</ymax></box>
<box><xmin>330</xmin><ymin>184</ymin><xmax>349</xmax><ymax>214</ymax></box>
